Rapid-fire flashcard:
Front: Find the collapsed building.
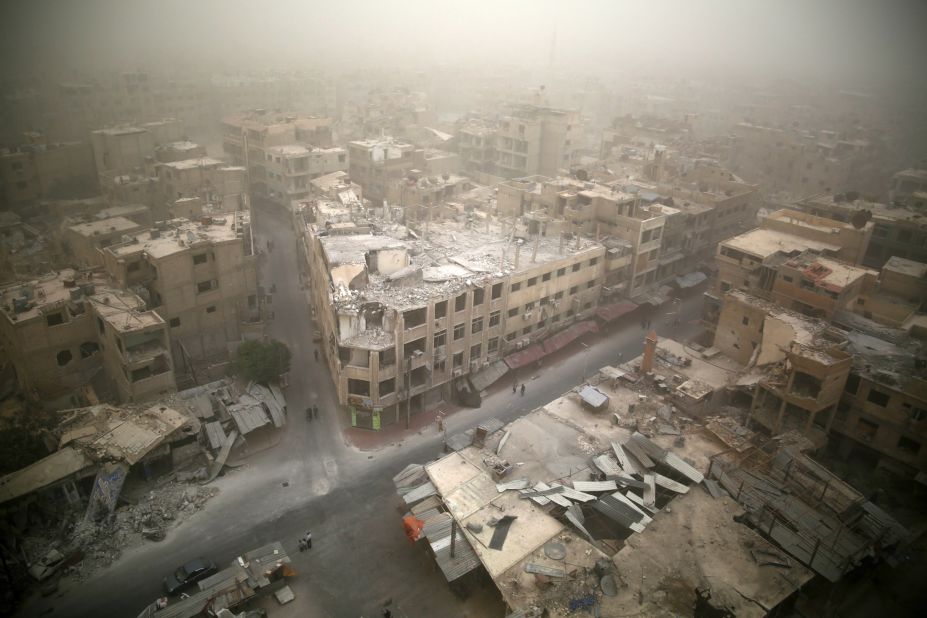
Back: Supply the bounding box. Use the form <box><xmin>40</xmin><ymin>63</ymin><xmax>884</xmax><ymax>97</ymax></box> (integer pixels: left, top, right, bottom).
<box><xmin>395</xmin><ymin>337</ymin><xmax>907</xmax><ymax>616</ymax></box>
<box><xmin>0</xmin><ymin>270</ymin><xmax>175</xmax><ymax>408</ymax></box>
<box><xmin>301</xmin><ymin>195</ymin><xmax>634</xmax><ymax>428</ymax></box>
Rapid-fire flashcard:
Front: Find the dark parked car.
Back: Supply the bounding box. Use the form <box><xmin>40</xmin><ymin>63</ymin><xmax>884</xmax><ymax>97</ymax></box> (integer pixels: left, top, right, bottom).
<box><xmin>163</xmin><ymin>558</ymin><xmax>218</xmax><ymax>595</ymax></box>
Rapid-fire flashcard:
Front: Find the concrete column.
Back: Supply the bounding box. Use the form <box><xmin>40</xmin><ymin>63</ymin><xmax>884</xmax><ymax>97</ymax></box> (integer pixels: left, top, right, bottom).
<box><xmin>824</xmin><ymin>402</ymin><xmax>839</xmax><ymax>433</ymax></box>
<box><xmin>746</xmin><ymin>383</ymin><xmax>761</xmax><ymax>430</ymax></box>
<box><xmin>775</xmin><ymin>398</ymin><xmax>787</xmax><ymax>432</ymax></box>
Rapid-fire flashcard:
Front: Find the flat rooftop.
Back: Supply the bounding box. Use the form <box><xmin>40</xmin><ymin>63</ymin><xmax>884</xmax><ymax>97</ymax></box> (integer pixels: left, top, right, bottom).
<box><xmin>159</xmin><ymin>157</ymin><xmax>224</xmax><ymax>171</ymax></box>
<box><xmin>68</xmin><ymin>216</ymin><xmax>141</xmax><ymax>238</ymax></box>
<box><xmin>320</xmin><ymin>217</ymin><xmax>600</xmax><ymax>311</ymax></box>
<box><xmin>89</xmin><ymin>289</ymin><xmax>164</xmax><ymax>332</ymax></box>
<box><xmin>722</xmin><ymin>227</ymin><xmax>840</xmax><ymax>259</ymax></box>
<box><xmin>266</xmin><ymin>144</ymin><xmax>310</xmax><ymax>157</ymax></box>
<box><xmin>107</xmin><ymin>214</ymin><xmax>249</xmax><ymax>260</ymax></box>
<box><xmin>782</xmin><ymin>252</ymin><xmax>876</xmax><ymax>290</ymax></box>
<box><xmin>803</xmin><ymin>194</ymin><xmax>927</xmax><ymax>225</ymax></box>
<box><xmin>883</xmin><ymin>256</ymin><xmax>927</xmax><ymax>278</ymax></box>
<box><xmin>159</xmin><ymin>141</ymin><xmax>202</xmax><ymax>151</ymax></box>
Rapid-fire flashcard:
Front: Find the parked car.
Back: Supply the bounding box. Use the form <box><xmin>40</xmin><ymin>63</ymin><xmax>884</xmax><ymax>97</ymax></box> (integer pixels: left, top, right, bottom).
<box><xmin>163</xmin><ymin>558</ymin><xmax>218</xmax><ymax>595</ymax></box>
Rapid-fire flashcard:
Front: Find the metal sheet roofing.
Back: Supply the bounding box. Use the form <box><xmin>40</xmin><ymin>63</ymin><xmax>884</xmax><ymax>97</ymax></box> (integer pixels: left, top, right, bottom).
<box><xmin>423</xmin><ymin>513</ymin><xmax>481</xmax><ymax>582</ymax></box>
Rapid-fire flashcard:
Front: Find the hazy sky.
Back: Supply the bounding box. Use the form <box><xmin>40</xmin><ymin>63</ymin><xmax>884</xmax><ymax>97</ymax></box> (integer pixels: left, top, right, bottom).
<box><xmin>2</xmin><ymin>0</ymin><xmax>925</xmax><ymax>86</ymax></box>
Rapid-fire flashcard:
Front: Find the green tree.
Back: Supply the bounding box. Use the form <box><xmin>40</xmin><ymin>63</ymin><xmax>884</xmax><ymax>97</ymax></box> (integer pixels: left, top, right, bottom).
<box><xmin>229</xmin><ymin>339</ymin><xmax>291</xmax><ymax>384</ymax></box>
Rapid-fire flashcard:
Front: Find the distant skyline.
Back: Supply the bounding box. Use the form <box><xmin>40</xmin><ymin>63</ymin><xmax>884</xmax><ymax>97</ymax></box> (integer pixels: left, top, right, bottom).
<box><xmin>1</xmin><ymin>0</ymin><xmax>925</xmax><ymax>91</ymax></box>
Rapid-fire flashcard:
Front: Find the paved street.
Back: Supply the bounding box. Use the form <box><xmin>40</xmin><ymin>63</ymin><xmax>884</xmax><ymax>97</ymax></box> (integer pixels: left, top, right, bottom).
<box><xmin>18</xmin><ymin>204</ymin><xmax>704</xmax><ymax>618</ymax></box>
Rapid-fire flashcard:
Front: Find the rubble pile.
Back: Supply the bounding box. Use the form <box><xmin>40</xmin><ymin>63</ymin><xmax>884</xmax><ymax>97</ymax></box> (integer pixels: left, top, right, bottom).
<box><xmin>21</xmin><ymin>479</ymin><xmax>219</xmax><ymax>581</ymax></box>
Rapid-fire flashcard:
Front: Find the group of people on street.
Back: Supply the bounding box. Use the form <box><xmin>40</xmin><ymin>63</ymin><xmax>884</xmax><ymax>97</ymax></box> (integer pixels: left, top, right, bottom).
<box><xmin>512</xmin><ymin>382</ymin><xmax>526</xmax><ymax>396</ymax></box>
<box><xmin>298</xmin><ymin>530</ymin><xmax>312</xmax><ymax>551</ymax></box>
<box><xmin>305</xmin><ymin>405</ymin><xmax>319</xmax><ymax>421</ymax></box>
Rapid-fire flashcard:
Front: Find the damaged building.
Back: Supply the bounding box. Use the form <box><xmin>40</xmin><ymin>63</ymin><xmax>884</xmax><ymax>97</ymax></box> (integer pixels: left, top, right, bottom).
<box><xmin>0</xmin><ymin>269</ymin><xmax>175</xmax><ymax>409</ymax></box>
<box><xmin>394</xmin><ymin>341</ymin><xmax>907</xmax><ymax>617</ymax></box>
<box><xmin>301</xmin><ymin>196</ymin><xmax>632</xmax><ymax>428</ymax></box>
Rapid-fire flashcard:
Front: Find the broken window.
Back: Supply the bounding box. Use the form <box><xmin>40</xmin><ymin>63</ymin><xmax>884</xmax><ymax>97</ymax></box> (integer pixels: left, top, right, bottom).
<box><xmin>491</xmin><ymin>283</ymin><xmax>503</xmax><ymax>300</ymax></box>
<box><xmin>856</xmin><ymin>418</ymin><xmax>879</xmax><ymax>441</ymax></box>
<box><xmin>453</xmin><ymin>352</ymin><xmax>463</xmax><ymax>368</ymax></box>
<box><xmin>510</xmin><ymin>281</ymin><xmax>522</xmax><ymax>293</ymax></box>
<box><xmin>169</xmin><ymin>317</ymin><xmax>181</xmax><ymax>328</ymax></box>
<box><xmin>844</xmin><ymin>374</ymin><xmax>860</xmax><ymax>394</ymax></box>
<box><xmin>488</xmin><ymin>337</ymin><xmax>499</xmax><ymax>353</ymax></box>
<box><xmin>434</xmin><ymin>300</ymin><xmax>447</xmax><ymax>319</ymax></box>
<box><xmin>410</xmin><ymin>366</ymin><xmax>426</xmax><ymax>387</ymax></box>
<box><xmin>455</xmin><ymin>293</ymin><xmax>467</xmax><ymax>312</ymax></box>
<box><xmin>791</xmin><ymin>371</ymin><xmax>822</xmax><ymax>398</ymax></box>
<box><xmin>898</xmin><ymin>436</ymin><xmax>921</xmax><ymax>454</ymax></box>
<box><xmin>433</xmin><ymin>330</ymin><xmax>446</xmax><ymax>349</ymax></box>
<box><xmin>572</xmin><ymin>263</ymin><xmax>581</xmax><ymax>272</ymax></box>
<box><xmin>508</xmin><ymin>307</ymin><xmax>518</xmax><ymax>317</ymax></box>
<box><xmin>46</xmin><ymin>311</ymin><xmax>65</xmax><ymax>326</ymax></box>
<box><xmin>79</xmin><ymin>342</ymin><xmax>100</xmax><ymax>359</ymax></box>
<box><xmin>471</xmin><ymin>316</ymin><xmax>483</xmax><ymax>334</ymax></box>
<box><xmin>867</xmin><ymin>388</ymin><xmax>890</xmax><ymax>407</ymax></box>
<box><xmin>470</xmin><ymin>343</ymin><xmax>482</xmax><ymax>360</ymax></box>
<box><xmin>127</xmin><ymin>261</ymin><xmax>141</xmax><ymax>272</ymax></box>
<box><xmin>196</xmin><ymin>280</ymin><xmax>217</xmax><ymax>294</ymax></box>
<box><xmin>454</xmin><ymin>323</ymin><xmax>465</xmax><ymax>340</ymax></box>
<box><xmin>379</xmin><ymin>348</ymin><xmax>396</xmax><ymax>367</ymax></box>
<box><xmin>489</xmin><ymin>311</ymin><xmax>501</xmax><ymax>327</ymax></box>
<box><xmin>403</xmin><ymin>307</ymin><xmax>426</xmax><ymax>329</ymax></box>
<box><xmin>473</xmin><ymin>287</ymin><xmax>485</xmax><ymax>306</ymax></box>
<box><xmin>403</xmin><ymin>338</ymin><xmax>426</xmax><ymax>359</ymax></box>
<box><xmin>348</xmin><ymin>379</ymin><xmax>370</xmax><ymax>396</ymax></box>
<box><xmin>56</xmin><ymin>349</ymin><xmax>73</xmax><ymax>366</ymax></box>
<box><xmin>192</xmin><ymin>253</ymin><xmax>208</xmax><ymax>265</ymax></box>
<box><xmin>557</xmin><ymin>267</ymin><xmax>566</xmax><ymax>277</ymax></box>
<box><xmin>379</xmin><ymin>378</ymin><xmax>395</xmax><ymax>396</ymax></box>
<box><xmin>527</xmin><ymin>277</ymin><xmax>537</xmax><ymax>287</ymax></box>
<box><xmin>542</xmin><ymin>272</ymin><xmax>551</xmax><ymax>282</ymax></box>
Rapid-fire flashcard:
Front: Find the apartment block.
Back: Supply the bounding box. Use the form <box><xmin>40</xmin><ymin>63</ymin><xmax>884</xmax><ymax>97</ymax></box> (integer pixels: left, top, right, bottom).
<box><xmin>384</xmin><ymin>173</ymin><xmax>474</xmax><ymax>222</ymax></box>
<box><xmin>714</xmin><ymin>291</ymin><xmax>852</xmax><ymax>443</ymax></box>
<box><xmin>796</xmin><ymin>193</ymin><xmax>927</xmax><ymax>268</ymax></box>
<box><xmin>301</xmin><ymin>199</ymin><xmax>612</xmax><ymax>429</ymax></box>
<box><xmin>155</xmin><ymin>140</ymin><xmax>207</xmax><ymax>163</ymax></box>
<box><xmin>0</xmin><ymin>141</ymin><xmax>96</xmax><ymax>205</ymax></box>
<box><xmin>221</xmin><ymin>110</ymin><xmax>334</xmax><ymax>197</ymax></box>
<box><xmin>156</xmin><ymin>157</ymin><xmax>249</xmax><ymax>214</ymax></box>
<box><xmin>455</xmin><ymin>106</ymin><xmax>582</xmax><ymax>180</ymax></box>
<box><xmin>0</xmin><ymin>270</ymin><xmax>174</xmax><ymax>409</ymax></box>
<box><xmin>63</xmin><ymin>216</ymin><xmax>145</xmax><ymax>268</ymax></box>
<box><xmin>889</xmin><ymin>167</ymin><xmax>927</xmax><ymax>208</ymax></box>
<box><xmin>264</xmin><ymin>145</ymin><xmax>348</xmax><ymax>206</ymax></box>
<box><xmin>347</xmin><ymin>137</ymin><xmax>425</xmax><ymax>205</ymax></box>
<box><xmin>91</xmin><ymin>119</ymin><xmax>184</xmax><ymax>176</ymax></box>
<box><xmin>309</xmin><ymin>171</ymin><xmax>363</xmax><ymax>203</ymax></box>
<box><xmin>101</xmin><ymin>214</ymin><xmax>258</xmax><ymax>369</ymax></box>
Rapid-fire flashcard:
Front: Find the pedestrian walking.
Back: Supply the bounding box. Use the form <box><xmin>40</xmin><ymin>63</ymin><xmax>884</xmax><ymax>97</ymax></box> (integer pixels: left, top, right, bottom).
<box><xmin>298</xmin><ymin>538</ymin><xmax>307</xmax><ymax>552</ymax></box>
<box><xmin>520</xmin><ymin>384</ymin><xmax>526</xmax><ymax>397</ymax></box>
<box><xmin>304</xmin><ymin>531</ymin><xmax>312</xmax><ymax>549</ymax></box>
<box><xmin>512</xmin><ymin>383</ymin><xmax>517</xmax><ymax>394</ymax></box>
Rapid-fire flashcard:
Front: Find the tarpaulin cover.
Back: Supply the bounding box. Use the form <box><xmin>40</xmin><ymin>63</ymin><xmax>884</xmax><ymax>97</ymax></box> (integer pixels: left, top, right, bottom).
<box><xmin>542</xmin><ymin>320</ymin><xmax>599</xmax><ymax>355</ymax></box>
<box><xmin>596</xmin><ymin>301</ymin><xmax>639</xmax><ymax>322</ymax></box>
<box><xmin>403</xmin><ymin>515</ymin><xmax>425</xmax><ymax>543</ymax></box>
<box><xmin>504</xmin><ymin>344</ymin><xmax>546</xmax><ymax>370</ymax></box>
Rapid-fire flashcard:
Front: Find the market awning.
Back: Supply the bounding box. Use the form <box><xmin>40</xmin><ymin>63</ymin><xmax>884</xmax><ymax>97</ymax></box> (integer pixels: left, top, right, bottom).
<box><xmin>504</xmin><ymin>344</ymin><xmax>546</xmax><ymax>370</ymax></box>
<box><xmin>469</xmin><ymin>360</ymin><xmax>509</xmax><ymax>392</ymax></box>
<box><xmin>596</xmin><ymin>301</ymin><xmax>639</xmax><ymax>322</ymax></box>
<box><xmin>675</xmin><ymin>271</ymin><xmax>708</xmax><ymax>289</ymax></box>
<box><xmin>542</xmin><ymin>320</ymin><xmax>599</xmax><ymax>355</ymax></box>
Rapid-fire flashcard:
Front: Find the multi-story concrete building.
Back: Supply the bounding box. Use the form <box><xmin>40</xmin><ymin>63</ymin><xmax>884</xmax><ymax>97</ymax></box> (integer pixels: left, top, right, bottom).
<box><xmin>155</xmin><ymin>141</ymin><xmax>207</xmax><ymax>163</ymax></box>
<box><xmin>300</xmin><ymin>198</ymin><xmax>624</xmax><ymax>428</ymax></box>
<box><xmin>795</xmin><ymin>193</ymin><xmax>927</xmax><ymax>268</ymax></box>
<box><xmin>90</xmin><ymin>119</ymin><xmax>184</xmax><ymax>177</ymax></box>
<box><xmin>0</xmin><ymin>270</ymin><xmax>174</xmax><ymax>408</ymax></box>
<box><xmin>889</xmin><ymin>167</ymin><xmax>927</xmax><ymax>208</ymax></box>
<box><xmin>0</xmin><ymin>141</ymin><xmax>96</xmax><ymax>205</ymax></box>
<box><xmin>347</xmin><ymin>137</ymin><xmax>425</xmax><ymax>206</ymax></box>
<box><xmin>264</xmin><ymin>145</ymin><xmax>348</xmax><ymax>206</ymax></box>
<box><xmin>456</xmin><ymin>106</ymin><xmax>582</xmax><ymax>180</ymax></box>
<box><xmin>384</xmin><ymin>173</ymin><xmax>474</xmax><ymax>222</ymax></box>
<box><xmin>63</xmin><ymin>216</ymin><xmax>145</xmax><ymax>268</ymax></box>
<box><xmin>156</xmin><ymin>158</ymin><xmax>249</xmax><ymax>214</ymax></box>
<box><xmin>221</xmin><ymin>110</ymin><xmax>334</xmax><ymax>197</ymax></box>
<box><xmin>714</xmin><ymin>291</ymin><xmax>852</xmax><ymax>444</ymax></box>
<box><xmin>101</xmin><ymin>214</ymin><xmax>258</xmax><ymax>372</ymax></box>
<box><xmin>309</xmin><ymin>170</ymin><xmax>363</xmax><ymax>203</ymax></box>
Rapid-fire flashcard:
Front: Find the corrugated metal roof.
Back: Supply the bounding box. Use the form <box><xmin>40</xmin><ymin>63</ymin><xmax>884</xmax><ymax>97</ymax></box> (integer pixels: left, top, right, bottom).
<box><xmin>469</xmin><ymin>360</ymin><xmax>509</xmax><ymax>392</ymax></box>
<box><xmin>578</xmin><ymin>385</ymin><xmax>609</xmax><ymax>409</ymax></box>
<box><xmin>0</xmin><ymin>447</ymin><xmax>94</xmax><ymax>504</ymax></box>
<box><xmin>204</xmin><ymin>421</ymin><xmax>227</xmax><ymax>451</ymax></box>
<box><xmin>423</xmin><ymin>513</ymin><xmax>481</xmax><ymax>582</ymax></box>
<box><xmin>228</xmin><ymin>398</ymin><xmax>271</xmax><ymax>435</ymax></box>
